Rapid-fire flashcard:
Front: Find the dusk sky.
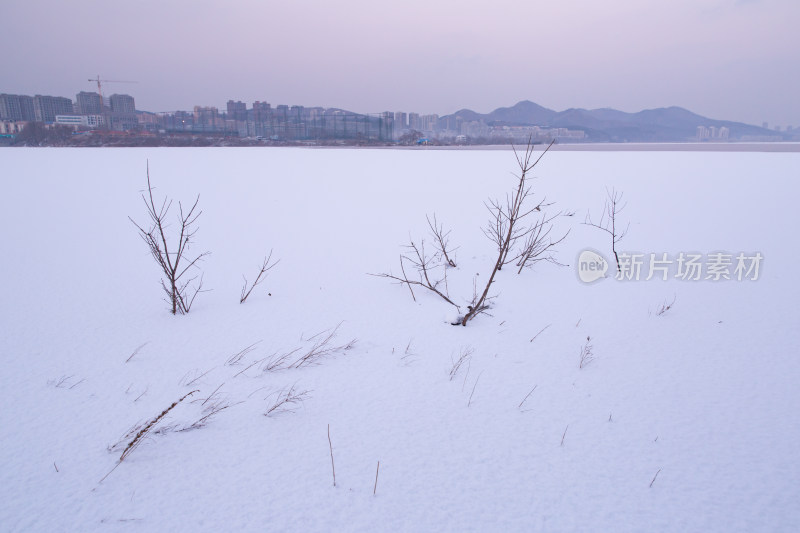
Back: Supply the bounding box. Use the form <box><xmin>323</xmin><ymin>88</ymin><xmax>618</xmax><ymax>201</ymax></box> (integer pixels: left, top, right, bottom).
<box><xmin>3</xmin><ymin>0</ymin><xmax>798</xmax><ymax>127</ymax></box>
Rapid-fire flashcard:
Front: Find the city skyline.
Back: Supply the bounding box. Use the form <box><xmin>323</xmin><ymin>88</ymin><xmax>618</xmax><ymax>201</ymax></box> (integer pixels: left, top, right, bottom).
<box><xmin>3</xmin><ymin>0</ymin><xmax>798</xmax><ymax>128</ymax></box>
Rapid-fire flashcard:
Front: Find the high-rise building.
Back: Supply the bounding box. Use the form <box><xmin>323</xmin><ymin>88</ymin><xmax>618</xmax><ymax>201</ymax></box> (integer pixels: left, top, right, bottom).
<box><xmin>33</xmin><ymin>95</ymin><xmax>74</xmax><ymax>122</ymax></box>
<box><xmin>408</xmin><ymin>112</ymin><xmax>420</xmax><ymax>131</ymax></box>
<box><xmin>252</xmin><ymin>101</ymin><xmax>271</xmax><ymax>123</ymax></box>
<box><xmin>76</xmin><ymin>91</ymin><xmax>103</xmax><ymax>115</ymax></box>
<box><xmin>193</xmin><ymin>106</ymin><xmax>221</xmax><ymax>128</ymax></box>
<box><xmin>226</xmin><ymin>100</ymin><xmax>247</xmax><ymax>121</ymax></box>
<box><xmin>109</xmin><ymin>94</ymin><xmax>136</xmax><ymax>114</ymax></box>
<box><xmin>0</xmin><ymin>94</ymin><xmax>36</xmax><ymax>121</ymax></box>
<box><xmin>394</xmin><ymin>111</ymin><xmax>407</xmax><ymax>130</ymax></box>
<box><xmin>421</xmin><ymin>114</ymin><xmax>439</xmax><ymax>132</ymax></box>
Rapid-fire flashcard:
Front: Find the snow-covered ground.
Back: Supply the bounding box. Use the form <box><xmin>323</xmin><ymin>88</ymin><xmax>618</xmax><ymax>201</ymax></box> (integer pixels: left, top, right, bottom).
<box><xmin>1</xmin><ymin>147</ymin><xmax>798</xmax><ymax>532</ymax></box>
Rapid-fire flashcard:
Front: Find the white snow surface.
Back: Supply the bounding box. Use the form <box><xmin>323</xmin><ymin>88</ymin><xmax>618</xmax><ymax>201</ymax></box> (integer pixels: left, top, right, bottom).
<box><xmin>1</xmin><ymin>147</ymin><xmax>799</xmax><ymax>532</ymax></box>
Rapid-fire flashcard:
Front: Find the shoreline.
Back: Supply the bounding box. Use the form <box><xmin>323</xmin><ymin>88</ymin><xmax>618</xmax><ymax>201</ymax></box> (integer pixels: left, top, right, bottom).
<box><xmin>384</xmin><ymin>142</ymin><xmax>800</xmax><ymax>153</ymax></box>
<box><xmin>4</xmin><ymin>141</ymin><xmax>799</xmax><ymax>152</ymax></box>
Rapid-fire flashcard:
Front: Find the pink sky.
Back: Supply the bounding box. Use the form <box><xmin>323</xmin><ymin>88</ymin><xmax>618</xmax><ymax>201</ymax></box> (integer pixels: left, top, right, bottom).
<box><xmin>3</xmin><ymin>0</ymin><xmax>798</xmax><ymax>127</ymax></box>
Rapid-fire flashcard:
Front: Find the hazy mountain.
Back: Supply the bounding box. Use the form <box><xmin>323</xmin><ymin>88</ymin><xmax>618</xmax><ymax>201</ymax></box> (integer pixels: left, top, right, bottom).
<box><xmin>443</xmin><ymin>101</ymin><xmax>786</xmax><ymax>142</ymax></box>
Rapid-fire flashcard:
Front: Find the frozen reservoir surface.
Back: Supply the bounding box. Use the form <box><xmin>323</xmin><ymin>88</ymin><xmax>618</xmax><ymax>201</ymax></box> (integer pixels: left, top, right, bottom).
<box><xmin>1</xmin><ymin>146</ymin><xmax>798</xmax><ymax>532</ymax></box>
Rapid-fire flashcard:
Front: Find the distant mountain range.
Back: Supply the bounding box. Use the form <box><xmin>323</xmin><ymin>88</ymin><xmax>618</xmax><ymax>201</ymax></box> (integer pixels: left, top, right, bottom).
<box><xmin>442</xmin><ymin>101</ymin><xmax>794</xmax><ymax>142</ymax></box>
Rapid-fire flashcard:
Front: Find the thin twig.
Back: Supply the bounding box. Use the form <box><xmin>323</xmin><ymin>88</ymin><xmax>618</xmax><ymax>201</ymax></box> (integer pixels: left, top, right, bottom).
<box><xmin>185</xmin><ymin>368</ymin><xmax>213</xmax><ymax>387</ymax></box>
<box><xmin>468</xmin><ymin>371</ymin><xmax>484</xmax><ymax>407</ymax></box>
<box><xmin>240</xmin><ymin>251</ymin><xmax>280</xmax><ymax>303</ymax></box>
<box><xmin>518</xmin><ymin>385</ymin><xmax>538</xmax><ymax>409</ymax></box>
<box><xmin>226</xmin><ymin>340</ymin><xmax>262</xmax><ymax>366</ymax></box>
<box><xmin>530</xmin><ymin>324</ymin><xmax>551</xmax><ymax>343</ymax></box>
<box><xmin>649</xmin><ymin>469</ymin><xmax>662</xmax><ymax>488</ymax></box>
<box><xmin>328</xmin><ymin>424</ymin><xmax>336</xmax><ymax>487</ymax></box>
<box><xmin>201</xmin><ymin>383</ymin><xmax>225</xmax><ymax>406</ymax></box>
<box><xmin>234</xmin><ymin>358</ymin><xmax>265</xmax><ymax>378</ymax></box>
<box><xmin>125</xmin><ymin>342</ymin><xmax>149</xmax><ymax>363</ymax></box>
<box><xmin>134</xmin><ymin>387</ymin><xmax>148</xmax><ymax>402</ymax></box>
<box><xmin>373</xmin><ymin>461</ymin><xmax>380</xmax><ymax>496</ymax></box>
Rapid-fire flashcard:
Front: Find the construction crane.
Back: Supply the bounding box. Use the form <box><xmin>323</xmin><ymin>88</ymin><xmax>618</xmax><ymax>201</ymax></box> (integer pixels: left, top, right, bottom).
<box><xmin>87</xmin><ymin>75</ymin><xmax>137</xmax><ymax>129</ymax></box>
<box><xmin>88</xmin><ymin>75</ymin><xmax>137</xmax><ymax>101</ymax></box>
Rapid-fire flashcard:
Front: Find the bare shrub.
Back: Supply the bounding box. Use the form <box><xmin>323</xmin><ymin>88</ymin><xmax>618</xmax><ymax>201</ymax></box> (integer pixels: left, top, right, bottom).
<box><xmin>462</xmin><ymin>140</ymin><xmax>561</xmax><ymax>326</ymax></box>
<box><xmin>375</xmin><ymin>139</ymin><xmax>566</xmax><ymax>326</ymax></box>
<box><xmin>130</xmin><ymin>163</ymin><xmax>209</xmax><ymax>314</ymax></box>
<box><xmin>583</xmin><ymin>187</ymin><xmax>629</xmax><ymax>272</ymax></box>
<box><xmin>240</xmin><ymin>251</ymin><xmax>279</xmax><ymax>303</ymax></box>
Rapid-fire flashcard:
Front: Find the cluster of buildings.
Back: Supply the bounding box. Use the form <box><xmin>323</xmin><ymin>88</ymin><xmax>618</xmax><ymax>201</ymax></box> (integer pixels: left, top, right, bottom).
<box><xmin>1</xmin><ymin>89</ymin><xmax>585</xmax><ymax>143</ymax></box>
<box><xmin>0</xmin><ymin>92</ymin><xmax>137</xmax><ymax>133</ymax></box>
<box><xmin>152</xmin><ymin>102</ymin><xmax>585</xmax><ymax>143</ymax></box>
<box><xmin>695</xmin><ymin>125</ymin><xmax>730</xmax><ymax>141</ymax></box>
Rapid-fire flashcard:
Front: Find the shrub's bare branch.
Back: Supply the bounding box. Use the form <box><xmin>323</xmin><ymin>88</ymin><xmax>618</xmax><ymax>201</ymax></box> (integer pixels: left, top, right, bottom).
<box><xmin>240</xmin><ymin>250</ymin><xmax>280</xmax><ymax>303</ymax></box>
<box><xmin>427</xmin><ymin>213</ymin><xmax>458</xmax><ymax>267</ymax></box>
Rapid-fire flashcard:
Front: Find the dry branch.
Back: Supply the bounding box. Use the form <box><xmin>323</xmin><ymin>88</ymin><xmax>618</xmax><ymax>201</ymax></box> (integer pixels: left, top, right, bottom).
<box><xmin>530</xmin><ymin>324</ymin><xmax>551</xmax><ymax>343</ymax></box>
<box><xmin>225</xmin><ymin>340</ymin><xmax>262</xmax><ymax>366</ymax></box>
<box><xmin>655</xmin><ymin>295</ymin><xmax>677</xmax><ymax>317</ymax></box>
<box><xmin>373</xmin><ymin>461</ymin><xmax>380</xmax><ymax>495</ymax></box>
<box><xmin>125</xmin><ymin>342</ymin><xmax>149</xmax><ymax>363</ymax></box>
<box><xmin>649</xmin><ymin>468</ymin><xmax>662</xmax><ymax>488</ymax></box>
<box><xmin>579</xmin><ymin>336</ymin><xmax>595</xmax><ymax>369</ymax></box>
<box><xmin>289</xmin><ymin>324</ymin><xmax>356</xmax><ymax>369</ymax></box>
<box><xmin>449</xmin><ymin>346</ymin><xmax>474</xmax><ymax>381</ymax></box>
<box><xmin>518</xmin><ymin>385</ymin><xmax>538</xmax><ymax>409</ymax></box>
<box><xmin>371</xmin><ymin>239</ymin><xmax>460</xmax><ymax>310</ymax></box>
<box><xmin>328</xmin><ymin>424</ymin><xmax>336</xmax><ymax>487</ymax></box>
<box><xmin>101</xmin><ymin>390</ymin><xmax>198</xmax><ymax>483</ymax></box>
<box><xmin>240</xmin><ymin>251</ymin><xmax>279</xmax><ymax>303</ymax></box>
<box><xmin>264</xmin><ymin>384</ymin><xmax>311</xmax><ymax>416</ymax></box>
<box><xmin>427</xmin><ymin>214</ymin><xmax>458</xmax><ymax>267</ymax></box>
